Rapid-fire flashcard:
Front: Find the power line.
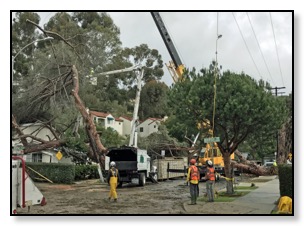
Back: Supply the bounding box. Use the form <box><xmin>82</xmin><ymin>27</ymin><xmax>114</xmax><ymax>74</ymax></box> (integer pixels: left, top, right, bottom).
<box><xmin>232</xmin><ymin>12</ymin><xmax>262</xmax><ymax>79</ymax></box>
<box><xmin>246</xmin><ymin>12</ymin><xmax>274</xmax><ymax>85</ymax></box>
<box><xmin>270</xmin><ymin>12</ymin><xmax>285</xmax><ymax>86</ymax></box>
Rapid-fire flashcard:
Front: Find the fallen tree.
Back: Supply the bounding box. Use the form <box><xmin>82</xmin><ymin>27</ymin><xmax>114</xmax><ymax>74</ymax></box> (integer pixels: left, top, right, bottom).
<box><xmin>12</xmin><ymin>20</ymin><xmax>107</xmax><ymax>170</ymax></box>
<box><xmin>232</xmin><ymin>150</ymin><xmax>274</xmax><ymax>176</ymax></box>
<box><xmin>12</xmin><ymin>65</ymin><xmax>106</xmax><ymax>169</ymax></box>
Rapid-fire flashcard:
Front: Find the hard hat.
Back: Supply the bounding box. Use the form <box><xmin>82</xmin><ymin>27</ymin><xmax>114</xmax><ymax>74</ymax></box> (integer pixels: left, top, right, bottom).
<box><xmin>110</xmin><ymin>161</ymin><xmax>116</xmax><ymax>167</ymax></box>
<box><xmin>206</xmin><ymin>160</ymin><xmax>213</xmax><ymax>167</ymax></box>
<box><xmin>193</xmin><ymin>153</ymin><xmax>198</xmax><ymax>157</ymax></box>
<box><xmin>190</xmin><ymin>159</ymin><xmax>196</xmax><ymax>165</ymax></box>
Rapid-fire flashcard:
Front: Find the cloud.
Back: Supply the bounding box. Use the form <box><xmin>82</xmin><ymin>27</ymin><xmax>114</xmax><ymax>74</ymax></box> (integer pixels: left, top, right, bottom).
<box><xmin>109</xmin><ymin>12</ymin><xmax>292</xmax><ymax>94</ymax></box>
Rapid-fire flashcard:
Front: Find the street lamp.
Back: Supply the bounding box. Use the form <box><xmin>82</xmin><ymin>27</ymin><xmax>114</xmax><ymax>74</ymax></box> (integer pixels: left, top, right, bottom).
<box><xmin>12</xmin><ymin>36</ymin><xmax>53</xmax><ymax>84</ymax></box>
<box><xmin>212</xmin><ymin>34</ymin><xmax>222</xmax><ymax>138</ymax></box>
<box><xmin>215</xmin><ymin>34</ymin><xmax>222</xmax><ymax>64</ymax></box>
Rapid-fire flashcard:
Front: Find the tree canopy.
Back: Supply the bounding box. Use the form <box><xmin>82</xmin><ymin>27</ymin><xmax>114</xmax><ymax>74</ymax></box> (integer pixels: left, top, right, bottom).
<box><xmin>167</xmin><ymin>64</ymin><xmax>288</xmax><ymax>157</ymax></box>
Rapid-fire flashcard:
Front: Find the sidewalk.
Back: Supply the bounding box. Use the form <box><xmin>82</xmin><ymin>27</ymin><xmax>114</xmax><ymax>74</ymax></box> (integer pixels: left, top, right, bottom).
<box><xmin>183</xmin><ymin>176</ymin><xmax>280</xmax><ymax>214</ymax></box>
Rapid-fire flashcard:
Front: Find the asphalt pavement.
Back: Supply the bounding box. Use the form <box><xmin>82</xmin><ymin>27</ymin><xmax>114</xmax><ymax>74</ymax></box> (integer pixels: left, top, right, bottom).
<box><xmin>183</xmin><ymin>175</ymin><xmax>280</xmax><ymax>215</ymax></box>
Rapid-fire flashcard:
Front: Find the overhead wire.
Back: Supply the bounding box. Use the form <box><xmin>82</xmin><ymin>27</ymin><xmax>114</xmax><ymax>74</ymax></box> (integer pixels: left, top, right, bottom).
<box><xmin>246</xmin><ymin>12</ymin><xmax>275</xmax><ymax>85</ymax></box>
<box><xmin>270</xmin><ymin>12</ymin><xmax>285</xmax><ymax>86</ymax></box>
<box><xmin>232</xmin><ymin>12</ymin><xmax>262</xmax><ymax>79</ymax></box>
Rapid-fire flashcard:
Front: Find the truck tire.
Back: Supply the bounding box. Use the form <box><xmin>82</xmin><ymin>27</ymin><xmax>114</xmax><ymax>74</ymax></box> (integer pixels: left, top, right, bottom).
<box><xmin>152</xmin><ymin>173</ymin><xmax>158</xmax><ymax>182</ymax></box>
<box><xmin>139</xmin><ymin>173</ymin><xmax>146</xmax><ymax>186</ymax></box>
<box><xmin>118</xmin><ymin>181</ymin><xmax>123</xmax><ymax>188</ymax></box>
<box><xmin>215</xmin><ymin>174</ymin><xmax>220</xmax><ymax>181</ymax></box>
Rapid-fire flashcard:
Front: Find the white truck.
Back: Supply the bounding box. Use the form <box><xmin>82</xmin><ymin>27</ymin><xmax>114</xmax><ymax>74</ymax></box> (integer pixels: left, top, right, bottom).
<box><xmin>11</xmin><ymin>155</ymin><xmax>46</xmax><ymax>214</ymax></box>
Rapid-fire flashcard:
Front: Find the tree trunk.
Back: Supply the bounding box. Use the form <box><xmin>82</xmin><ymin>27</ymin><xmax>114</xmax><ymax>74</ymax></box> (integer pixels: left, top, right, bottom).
<box><xmin>223</xmin><ymin>152</ymin><xmax>234</xmax><ymax>194</ymax></box>
<box><xmin>70</xmin><ymin>65</ymin><xmax>106</xmax><ymax>170</ymax></box>
<box><xmin>23</xmin><ymin>140</ymin><xmax>66</xmax><ymax>154</ymax></box>
<box><xmin>72</xmin><ymin>115</ymin><xmax>82</xmax><ymax>138</ymax></box>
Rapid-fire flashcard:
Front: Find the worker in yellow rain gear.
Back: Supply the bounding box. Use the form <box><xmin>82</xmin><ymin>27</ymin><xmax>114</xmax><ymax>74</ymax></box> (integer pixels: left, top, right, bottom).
<box><xmin>107</xmin><ymin>161</ymin><xmax>120</xmax><ymax>202</ymax></box>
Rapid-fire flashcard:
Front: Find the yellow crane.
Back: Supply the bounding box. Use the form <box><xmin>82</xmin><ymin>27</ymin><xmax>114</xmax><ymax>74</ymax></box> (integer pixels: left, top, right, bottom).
<box><xmin>152</xmin><ymin>12</ymin><xmax>235</xmax><ymax>177</ymax></box>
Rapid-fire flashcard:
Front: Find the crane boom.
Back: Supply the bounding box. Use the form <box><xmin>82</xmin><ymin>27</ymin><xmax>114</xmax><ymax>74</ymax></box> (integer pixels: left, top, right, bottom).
<box><xmin>151</xmin><ymin>12</ymin><xmax>185</xmax><ymax>82</ymax></box>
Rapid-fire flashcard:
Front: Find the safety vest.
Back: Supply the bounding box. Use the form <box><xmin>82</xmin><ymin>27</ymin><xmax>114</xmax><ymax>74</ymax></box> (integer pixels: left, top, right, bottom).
<box><xmin>206</xmin><ymin>167</ymin><xmax>215</xmax><ymax>181</ymax></box>
<box><xmin>190</xmin><ymin>165</ymin><xmax>199</xmax><ymax>181</ymax></box>
<box><xmin>110</xmin><ymin>168</ymin><xmax>118</xmax><ymax>177</ymax></box>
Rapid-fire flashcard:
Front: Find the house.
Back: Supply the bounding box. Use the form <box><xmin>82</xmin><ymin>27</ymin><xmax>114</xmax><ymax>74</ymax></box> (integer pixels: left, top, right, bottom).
<box><xmin>25</xmin><ymin>149</ymin><xmax>72</xmax><ymax>164</ymax></box>
<box><xmin>89</xmin><ymin>111</ymin><xmax>123</xmax><ymax>135</ymax></box>
<box><xmin>12</xmin><ymin>123</ymin><xmax>72</xmax><ymax>164</ymax></box>
<box><xmin>119</xmin><ymin>116</ymin><xmax>133</xmax><ymax>136</ymax></box>
<box><xmin>138</xmin><ymin>118</ymin><xmax>163</xmax><ymax>137</ymax></box>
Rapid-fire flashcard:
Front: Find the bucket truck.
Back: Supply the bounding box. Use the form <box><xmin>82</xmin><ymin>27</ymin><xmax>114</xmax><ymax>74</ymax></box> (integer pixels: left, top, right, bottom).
<box><xmin>101</xmin><ymin>65</ymin><xmax>157</xmax><ymax>186</ymax></box>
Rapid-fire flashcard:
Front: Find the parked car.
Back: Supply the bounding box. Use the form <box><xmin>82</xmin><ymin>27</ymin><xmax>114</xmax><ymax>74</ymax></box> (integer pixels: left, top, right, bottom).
<box><xmin>264</xmin><ymin>162</ymin><xmax>274</xmax><ymax>167</ymax></box>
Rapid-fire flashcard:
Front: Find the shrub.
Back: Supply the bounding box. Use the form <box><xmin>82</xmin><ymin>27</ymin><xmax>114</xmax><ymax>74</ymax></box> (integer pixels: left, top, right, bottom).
<box><xmin>26</xmin><ymin>162</ymin><xmax>75</xmax><ymax>184</ymax></box>
<box><xmin>75</xmin><ymin>164</ymin><xmax>99</xmax><ymax>180</ymax></box>
<box><xmin>278</xmin><ymin>164</ymin><xmax>293</xmax><ymax>198</ymax></box>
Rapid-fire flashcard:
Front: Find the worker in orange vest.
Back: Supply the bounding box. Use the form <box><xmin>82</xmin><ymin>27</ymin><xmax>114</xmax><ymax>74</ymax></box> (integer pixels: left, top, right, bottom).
<box><xmin>205</xmin><ymin>160</ymin><xmax>215</xmax><ymax>202</ymax></box>
<box><xmin>186</xmin><ymin>158</ymin><xmax>200</xmax><ymax>205</ymax></box>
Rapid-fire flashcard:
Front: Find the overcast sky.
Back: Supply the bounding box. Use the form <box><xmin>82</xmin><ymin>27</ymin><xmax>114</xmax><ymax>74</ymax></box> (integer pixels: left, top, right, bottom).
<box><xmin>38</xmin><ymin>11</ymin><xmax>292</xmax><ymax>95</ymax></box>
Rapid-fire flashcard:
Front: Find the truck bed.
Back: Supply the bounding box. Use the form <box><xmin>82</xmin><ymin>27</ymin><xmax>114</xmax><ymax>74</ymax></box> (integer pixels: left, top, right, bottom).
<box><xmin>115</xmin><ymin>161</ymin><xmax>137</xmax><ymax>171</ymax></box>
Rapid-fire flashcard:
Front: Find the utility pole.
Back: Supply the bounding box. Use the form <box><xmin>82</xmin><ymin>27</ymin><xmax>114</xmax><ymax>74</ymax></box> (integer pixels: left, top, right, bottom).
<box><xmin>270</xmin><ymin>86</ymin><xmax>285</xmax><ymax>96</ymax></box>
<box><xmin>269</xmin><ymin>86</ymin><xmax>285</xmax><ymax>160</ymax></box>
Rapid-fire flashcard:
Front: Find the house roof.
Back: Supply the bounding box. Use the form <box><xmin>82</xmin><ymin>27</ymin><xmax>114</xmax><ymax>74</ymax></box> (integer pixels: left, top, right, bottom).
<box><xmin>119</xmin><ymin>116</ymin><xmax>133</xmax><ymax>121</ymax></box>
<box><xmin>115</xmin><ymin>118</ymin><xmax>123</xmax><ymax>122</ymax></box>
<box><xmin>138</xmin><ymin>117</ymin><xmax>162</xmax><ymax>125</ymax></box>
<box><xmin>147</xmin><ymin>117</ymin><xmax>162</xmax><ymax>121</ymax></box>
<box><xmin>148</xmin><ymin>119</ymin><xmax>162</xmax><ymax>125</ymax></box>
<box><xmin>90</xmin><ymin>111</ymin><xmax>111</xmax><ymax>118</ymax></box>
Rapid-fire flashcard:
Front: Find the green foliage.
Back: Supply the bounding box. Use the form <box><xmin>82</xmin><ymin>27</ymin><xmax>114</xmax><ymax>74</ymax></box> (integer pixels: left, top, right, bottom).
<box><xmin>75</xmin><ymin>164</ymin><xmax>99</xmax><ymax>180</ymax></box>
<box><xmin>139</xmin><ymin>80</ymin><xmax>170</xmax><ymax>120</ymax></box>
<box><xmin>12</xmin><ymin>12</ymin><xmax>41</xmax><ymax>95</ymax></box>
<box><xmin>197</xmin><ymin>191</ymin><xmax>250</xmax><ymax>202</ymax></box>
<box><xmin>167</xmin><ymin>65</ymin><xmax>288</xmax><ymax>153</ymax></box>
<box><xmin>96</xmin><ymin>126</ymin><xmax>126</xmax><ymax>148</ymax></box>
<box><xmin>65</xmin><ymin>127</ymin><xmax>89</xmax><ymax>153</ymax></box>
<box><xmin>122</xmin><ymin>44</ymin><xmax>164</xmax><ymax>83</ymax></box>
<box><xmin>278</xmin><ymin>164</ymin><xmax>293</xmax><ymax>198</ymax></box>
<box><xmin>26</xmin><ymin>162</ymin><xmax>75</xmax><ymax>184</ymax></box>
<box><xmin>90</xmin><ymin>100</ymin><xmax>128</xmax><ymax>118</ymax></box>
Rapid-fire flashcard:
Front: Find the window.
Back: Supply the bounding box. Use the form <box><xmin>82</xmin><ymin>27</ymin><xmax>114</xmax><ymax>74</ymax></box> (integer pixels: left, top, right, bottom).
<box><xmin>140</xmin><ymin>127</ymin><xmax>144</xmax><ymax>132</ymax></box>
<box><xmin>154</xmin><ymin>125</ymin><xmax>157</xmax><ymax>128</ymax></box>
<box><xmin>32</xmin><ymin>153</ymin><xmax>42</xmax><ymax>162</ymax></box>
<box><xmin>107</xmin><ymin>118</ymin><xmax>114</xmax><ymax>125</ymax></box>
